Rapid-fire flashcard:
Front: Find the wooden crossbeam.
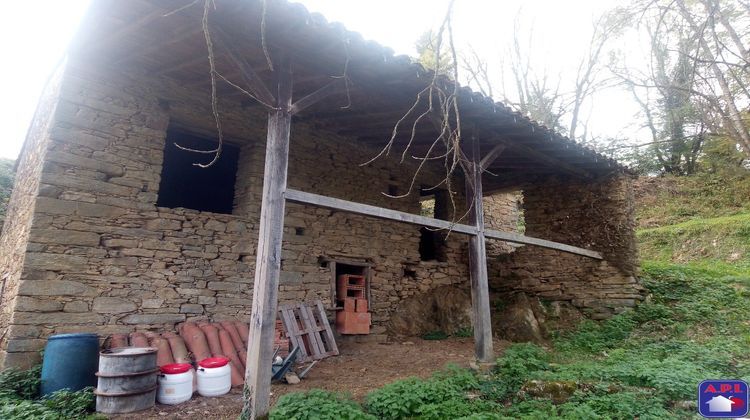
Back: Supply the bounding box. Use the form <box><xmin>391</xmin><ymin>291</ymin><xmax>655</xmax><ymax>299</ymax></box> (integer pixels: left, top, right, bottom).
<box><xmin>480</xmin><ymin>144</ymin><xmax>506</xmax><ymax>171</ymax></box>
<box><xmin>290</xmin><ymin>78</ymin><xmax>347</xmax><ymax>115</ymax></box>
<box><xmin>214</xmin><ymin>27</ymin><xmax>276</xmax><ymax>107</ymax></box>
<box><xmin>285</xmin><ymin>188</ymin><xmax>477</xmax><ymax>235</ymax></box>
<box><xmin>284</xmin><ymin>188</ymin><xmax>603</xmax><ymax>259</ymax></box>
<box><xmin>484</xmin><ymin>229</ymin><xmax>603</xmax><ymax>259</ymax></box>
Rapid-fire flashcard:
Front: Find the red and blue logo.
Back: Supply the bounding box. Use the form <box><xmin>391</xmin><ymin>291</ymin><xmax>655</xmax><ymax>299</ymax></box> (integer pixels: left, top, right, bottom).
<box><xmin>698</xmin><ymin>380</ymin><xmax>749</xmax><ymax>418</ymax></box>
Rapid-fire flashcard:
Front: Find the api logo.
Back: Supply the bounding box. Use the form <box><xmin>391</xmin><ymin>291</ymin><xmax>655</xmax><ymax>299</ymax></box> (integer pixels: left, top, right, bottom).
<box><xmin>699</xmin><ymin>380</ymin><xmax>749</xmax><ymax>418</ymax></box>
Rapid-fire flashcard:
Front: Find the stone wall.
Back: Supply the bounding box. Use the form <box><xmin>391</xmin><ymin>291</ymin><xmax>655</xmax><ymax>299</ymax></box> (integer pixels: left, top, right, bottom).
<box><xmin>0</xmin><ymin>58</ymin><xmax>642</xmax><ymax>369</ymax></box>
<box><xmin>483</xmin><ymin>193</ymin><xmax>522</xmax><ymax>255</ymax></box>
<box><xmin>0</xmin><ymin>60</ymin><xmax>469</xmax><ymax>368</ymax></box>
<box><xmin>487</xmin><ymin>176</ymin><xmax>643</xmax><ymax>319</ymax></box>
<box><xmin>0</xmin><ymin>64</ymin><xmax>66</xmax><ymax>368</ymax></box>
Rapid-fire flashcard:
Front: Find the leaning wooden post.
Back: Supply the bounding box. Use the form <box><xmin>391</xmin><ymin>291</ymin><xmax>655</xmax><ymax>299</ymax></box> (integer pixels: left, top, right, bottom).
<box><xmin>465</xmin><ymin>136</ymin><xmax>494</xmax><ymax>363</ymax></box>
<box><xmin>242</xmin><ymin>56</ymin><xmax>292</xmax><ymax>419</ymax></box>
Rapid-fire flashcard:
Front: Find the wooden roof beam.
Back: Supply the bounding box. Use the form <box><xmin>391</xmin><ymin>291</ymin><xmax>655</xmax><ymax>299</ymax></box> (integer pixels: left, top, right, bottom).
<box><xmin>479</xmin><ymin>144</ymin><xmax>506</xmax><ymax>171</ymax></box>
<box><xmin>86</xmin><ymin>8</ymin><xmax>166</xmax><ymax>53</ymax></box>
<box><xmin>114</xmin><ymin>25</ymin><xmax>204</xmax><ymax>65</ymax></box>
<box><xmin>213</xmin><ymin>27</ymin><xmax>277</xmax><ymax>107</ymax></box>
<box><xmin>290</xmin><ymin>78</ymin><xmax>347</xmax><ymax>115</ymax></box>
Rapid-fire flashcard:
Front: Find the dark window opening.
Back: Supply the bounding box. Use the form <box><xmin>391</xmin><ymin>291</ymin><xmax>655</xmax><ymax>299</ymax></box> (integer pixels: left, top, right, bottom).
<box><xmin>330</xmin><ymin>261</ymin><xmax>371</xmax><ymax>308</ymax></box>
<box><xmin>418</xmin><ymin>187</ymin><xmax>448</xmax><ymax>261</ymax></box>
<box><xmin>157</xmin><ymin>128</ymin><xmax>240</xmax><ymax>214</ymax></box>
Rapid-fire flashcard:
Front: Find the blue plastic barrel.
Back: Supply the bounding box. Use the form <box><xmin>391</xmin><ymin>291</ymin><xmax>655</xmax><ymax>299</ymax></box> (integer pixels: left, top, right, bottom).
<box><xmin>40</xmin><ymin>333</ymin><xmax>100</xmax><ymax>396</ymax></box>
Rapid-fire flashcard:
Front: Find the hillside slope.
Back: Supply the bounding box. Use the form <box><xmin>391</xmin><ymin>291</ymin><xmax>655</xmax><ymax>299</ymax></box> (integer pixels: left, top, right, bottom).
<box><xmin>636</xmin><ymin>173</ymin><xmax>750</xmax><ymax>266</ymax></box>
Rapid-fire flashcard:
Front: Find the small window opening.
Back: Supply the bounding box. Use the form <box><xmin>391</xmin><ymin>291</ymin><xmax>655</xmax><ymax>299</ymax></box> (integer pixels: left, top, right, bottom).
<box><xmin>295</xmin><ymin>227</ymin><xmax>305</xmax><ymax>236</ymax></box>
<box><xmin>331</xmin><ymin>261</ymin><xmax>371</xmax><ymax>308</ymax></box>
<box><xmin>157</xmin><ymin>128</ymin><xmax>240</xmax><ymax>214</ymax></box>
<box><xmin>418</xmin><ymin>188</ymin><xmax>447</xmax><ymax>261</ymax></box>
<box><xmin>516</xmin><ymin>192</ymin><xmax>526</xmax><ymax>234</ymax></box>
<box><xmin>403</xmin><ymin>267</ymin><xmax>417</xmax><ymax>279</ymax></box>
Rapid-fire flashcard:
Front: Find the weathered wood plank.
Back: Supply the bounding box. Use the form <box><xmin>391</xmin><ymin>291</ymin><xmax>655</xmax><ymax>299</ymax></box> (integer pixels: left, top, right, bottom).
<box><xmin>299</xmin><ymin>306</ymin><xmax>325</xmax><ymax>356</ymax></box>
<box><xmin>290</xmin><ymin>78</ymin><xmax>346</xmax><ymax>115</ymax></box>
<box><xmin>316</xmin><ymin>301</ymin><xmax>340</xmax><ymax>356</ymax></box>
<box><xmin>243</xmin><ymin>56</ymin><xmax>292</xmax><ymax>420</ymax></box>
<box><xmin>284</xmin><ymin>188</ymin><xmax>603</xmax><ymax>259</ymax></box>
<box><xmin>284</xmin><ymin>189</ymin><xmax>478</xmax><ymax>235</ymax></box>
<box><xmin>484</xmin><ymin>229</ymin><xmax>603</xmax><ymax>259</ymax></box>
<box><xmin>465</xmin><ymin>138</ymin><xmax>494</xmax><ymax>363</ymax></box>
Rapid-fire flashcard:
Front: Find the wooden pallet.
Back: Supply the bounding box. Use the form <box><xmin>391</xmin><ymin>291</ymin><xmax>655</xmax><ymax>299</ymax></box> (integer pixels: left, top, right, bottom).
<box><xmin>278</xmin><ymin>300</ymin><xmax>339</xmax><ymax>362</ymax></box>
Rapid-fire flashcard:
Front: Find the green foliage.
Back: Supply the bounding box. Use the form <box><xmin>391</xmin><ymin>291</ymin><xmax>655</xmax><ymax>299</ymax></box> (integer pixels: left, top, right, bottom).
<box><xmin>270</xmin><ymin>390</ymin><xmax>374</xmax><ymax>420</ymax></box>
<box><xmin>0</xmin><ymin>158</ymin><xmax>14</xmax><ymax>219</ymax></box>
<box><xmin>636</xmin><ymin>172</ymin><xmax>750</xmax><ymax>228</ymax></box>
<box><xmin>0</xmin><ymin>365</ymin><xmax>100</xmax><ymax>420</ymax></box>
<box><xmin>700</xmin><ymin>136</ymin><xmax>747</xmax><ymax>173</ymax></box>
<box><xmin>555</xmin><ymin>315</ymin><xmax>638</xmax><ymax>354</ymax></box>
<box><xmin>364</xmin><ymin>367</ymin><xmax>494</xmax><ymax>420</ymax></box>
<box><xmin>0</xmin><ymin>388</ymin><xmax>99</xmax><ymax>420</ymax></box>
<box><xmin>269</xmin><ymin>264</ymin><xmax>750</xmax><ymax>419</ymax></box>
<box><xmin>415</xmin><ymin>31</ymin><xmax>454</xmax><ymax>77</ymax></box>
<box><xmin>421</xmin><ymin>330</ymin><xmax>449</xmax><ymax>340</ymax></box>
<box><xmin>454</xmin><ymin>327</ymin><xmax>473</xmax><ymax>338</ymax></box>
<box><xmin>0</xmin><ymin>365</ymin><xmax>41</xmax><ymax>400</ymax></box>
<box><xmin>559</xmin><ymin>390</ymin><xmax>672</xmax><ymax>419</ymax></box>
<box><xmin>494</xmin><ymin>343</ymin><xmax>549</xmax><ymax>388</ymax></box>
<box><xmin>638</xmin><ymin>212</ymin><xmax>750</xmax><ymax>266</ymax></box>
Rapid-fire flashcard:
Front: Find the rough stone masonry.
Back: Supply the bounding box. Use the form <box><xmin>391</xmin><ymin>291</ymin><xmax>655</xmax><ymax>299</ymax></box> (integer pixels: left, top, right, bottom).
<box><xmin>0</xmin><ymin>58</ymin><xmax>642</xmax><ymax>369</ymax></box>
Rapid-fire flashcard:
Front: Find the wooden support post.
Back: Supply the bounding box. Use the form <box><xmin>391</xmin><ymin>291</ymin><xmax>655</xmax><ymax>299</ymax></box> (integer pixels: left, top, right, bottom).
<box><xmin>243</xmin><ymin>56</ymin><xmax>292</xmax><ymax>420</ymax></box>
<box><xmin>466</xmin><ymin>137</ymin><xmax>494</xmax><ymax>363</ymax></box>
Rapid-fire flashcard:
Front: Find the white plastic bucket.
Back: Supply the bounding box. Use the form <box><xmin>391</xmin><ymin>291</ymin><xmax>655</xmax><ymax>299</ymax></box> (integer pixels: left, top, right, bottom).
<box><xmin>196</xmin><ymin>357</ymin><xmax>231</xmax><ymax>397</ymax></box>
<box><xmin>157</xmin><ymin>364</ymin><xmax>193</xmax><ymax>405</ymax></box>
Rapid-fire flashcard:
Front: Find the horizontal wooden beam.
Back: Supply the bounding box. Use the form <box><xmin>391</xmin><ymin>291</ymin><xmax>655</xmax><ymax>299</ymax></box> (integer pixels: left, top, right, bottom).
<box><xmin>284</xmin><ymin>188</ymin><xmax>603</xmax><ymax>259</ymax></box>
<box><xmin>484</xmin><ymin>229</ymin><xmax>603</xmax><ymax>259</ymax></box>
<box><xmin>284</xmin><ymin>188</ymin><xmax>477</xmax><ymax>235</ymax></box>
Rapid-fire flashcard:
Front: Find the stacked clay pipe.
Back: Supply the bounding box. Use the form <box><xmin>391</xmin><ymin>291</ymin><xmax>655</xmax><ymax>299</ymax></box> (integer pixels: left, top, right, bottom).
<box><xmin>105</xmin><ymin>320</ymin><xmax>251</xmax><ymax>387</ymax></box>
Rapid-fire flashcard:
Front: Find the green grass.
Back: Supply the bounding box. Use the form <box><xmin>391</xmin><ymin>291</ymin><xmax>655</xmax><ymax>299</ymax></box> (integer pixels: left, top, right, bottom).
<box><xmin>272</xmin><ymin>262</ymin><xmax>750</xmax><ymax>419</ymax></box>
<box><xmin>636</xmin><ymin>172</ymin><xmax>750</xmax><ymax>228</ymax></box>
<box><xmin>637</xmin><ymin>212</ymin><xmax>750</xmax><ymax>265</ymax></box>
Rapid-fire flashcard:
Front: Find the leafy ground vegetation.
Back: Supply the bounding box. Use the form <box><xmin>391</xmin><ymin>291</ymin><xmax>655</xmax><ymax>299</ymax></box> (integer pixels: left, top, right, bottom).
<box><xmin>271</xmin><ymin>174</ymin><xmax>750</xmax><ymax>419</ymax></box>
<box><xmin>271</xmin><ymin>263</ymin><xmax>750</xmax><ymax>419</ymax></box>
<box><xmin>0</xmin><ymin>365</ymin><xmax>101</xmax><ymax>419</ymax></box>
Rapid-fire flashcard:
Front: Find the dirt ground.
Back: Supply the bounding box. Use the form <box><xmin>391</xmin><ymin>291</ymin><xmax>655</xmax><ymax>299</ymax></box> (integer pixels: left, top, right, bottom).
<box><xmin>117</xmin><ymin>337</ymin><xmax>505</xmax><ymax>419</ymax></box>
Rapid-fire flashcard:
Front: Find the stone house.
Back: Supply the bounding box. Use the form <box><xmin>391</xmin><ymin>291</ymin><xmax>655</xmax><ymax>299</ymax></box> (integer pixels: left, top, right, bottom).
<box><xmin>0</xmin><ymin>0</ymin><xmax>642</xmax><ymax>388</ymax></box>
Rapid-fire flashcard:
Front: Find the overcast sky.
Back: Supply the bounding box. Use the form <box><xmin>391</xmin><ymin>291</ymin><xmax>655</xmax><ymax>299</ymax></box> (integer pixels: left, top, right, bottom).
<box><xmin>0</xmin><ymin>0</ymin><xmax>641</xmax><ymax>160</ymax></box>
